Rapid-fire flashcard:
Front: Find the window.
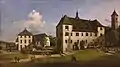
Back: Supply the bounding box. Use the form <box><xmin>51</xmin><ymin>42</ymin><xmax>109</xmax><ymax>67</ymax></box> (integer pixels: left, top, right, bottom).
<box><xmin>77</xmin><ymin>40</ymin><xmax>79</xmax><ymax>43</ymax></box>
<box><xmin>25</xmin><ymin>40</ymin><xmax>26</xmax><ymax>43</ymax></box>
<box><xmin>25</xmin><ymin>36</ymin><xmax>26</xmax><ymax>38</ymax></box>
<box><xmin>29</xmin><ymin>40</ymin><xmax>31</xmax><ymax>43</ymax></box>
<box><xmin>29</xmin><ymin>36</ymin><xmax>31</xmax><ymax>38</ymax></box>
<box><xmin>86</xmin><ymin>33</ymin><xmax>88</xmax><ymax>36</ymax></box>
<box><xmin>65</xmin><ymin>32</ymin><xmax>69</xmax><ymax>36</ymax></box>
<box><xmin>100</xmin><ymin>27</ymin><xmax>102</xmax><ymax>30</ymax></box>
<box><xmin>81</xmin><ymin>33</ymin><xmax>83</xmax><ymax>36</ymax></box>
<box><xmin>71</xmin><ymin>40</ymin><xmax>72</xmax><ymax>43</ymax></box>
<box><xmin>71</xmin><ymin>33</ymin><xmax>72</xmax><ymax>36</ymax></box>
<box><xmin>20</xmin><ymin>36</ymin><xmax>22</xmax><ymax>38</ymax></box>
<box><xmin>95</xmin><ymin>33</ymin><xmax>97</xmax><ymax>37</ymax></box>
<box><xmin>25</xmin><ymin>45</ymin><xmax>27</xmax><ymax>48</ymax></box>
<box><xmin>100</xmin><ymin>33</ymin><xmax>102</xmax><ymax>36</ymax></box>
<box><xmin>65</xmin><ymin>26</ymin><xmax>69</xmax><ymax>29</ymax></box>
<box><xmin>20</xmin><ymin>40</ymin><xmax>22</xmax><ymax>43</ymax></box>
<box><xmin>90</xmin><ymin>33</ymin><xmax>92</xmax><ymax>36</ymax></box>
<box><xmin>65</xmin><ymin>40</ymin><xmax>67</xmax><ymax>43</ymax></box>
<box><xmin>76</xmin><ymin>33</ymin><xmax>79</xmax><ymax>36</ymax></box>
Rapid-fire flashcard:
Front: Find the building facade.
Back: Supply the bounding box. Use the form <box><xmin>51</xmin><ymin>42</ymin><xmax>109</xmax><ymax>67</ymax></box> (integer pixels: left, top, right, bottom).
<box><xmin>15</xmin><ymin>28</ymin><xmax>50</xmax><ymax>51</ymax></box>
<box><xmin>15</xmin><ymin>28</ymin><xmax>33</xmax><ymax>50</ymax></box>
<box><xmin>56</xmin><ymin>12</ymin><xmax>105</xmax><ymax>53</ymax></box>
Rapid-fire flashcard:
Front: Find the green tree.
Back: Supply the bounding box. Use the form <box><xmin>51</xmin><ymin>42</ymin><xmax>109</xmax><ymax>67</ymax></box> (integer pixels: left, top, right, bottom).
<box><xmin>49</xmin><ymin>35</ymin><xmax>57</xmax><ymax>46</ymax></box>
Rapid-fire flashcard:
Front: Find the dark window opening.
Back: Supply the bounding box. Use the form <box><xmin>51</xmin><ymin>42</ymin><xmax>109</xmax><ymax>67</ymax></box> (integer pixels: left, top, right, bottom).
<box><xmin>65</xmin><ymin>32</ymin><xmax>69</xmax><ymax>36</ymax></box>
<box><xmin>95</xmin><ymin>33</ymin><xmax>97</xmax><ymax>37</ymax></box>
<box><xmin>100</xmin><ymin>27</ymin><xmax>102</xmax><ymax>30</ymax></box>
<box><xmin>71</xmin><ymin>40</ymin><xmax>72</xmax><ymax>43</ymax></box>
<box><xmin>71</xmin><ymin>33</ymin><xmax>72</xmax><ymax>36</ymax></box>
<box><xmin>20</xmin><ymin>40</ymin><xmax>22</xmax><ymax>43</ymax></box>
<box><xmin>81</xmin><ymin>33</ymin><xmax>83</xmax><ymax>36</ymax></box>
<box><xmin>77</xmin><ymin>40</ymin><xmax>79</xmax><ymax>43</ymax></box>
<box><xmin>76</xmin><ymin>33</ymin><xmax>79</xmax><ymax>36</ymax></box>
<box><xmin>25</xmin><ymin>40</ymin><xmax>26</xmax><ymax>43</ymax></box>
<box><xmin>90</xmin><ymin>33</ymin><xmax>92</xmax><ymax>36</ymax></box>
<box><xmin>86</xmin><ymin>40</ymin><xmax>87</xmax><ymax>43</ymax></box>
<box><xmin>100</xmin><ymin>33</ymin><xmax>102</xmax><ymax>36</ymax></box>
<box><xmin>86</xmin><ymin>33</ymin><xmax>88</xmax><ymax>36</ymax></box>
<box><xmin>25</xmin><ymin>45</ymin><xmax>27</xmax><ymax>48</ymax></box>
<box><xmin>65</xmin><ymin>40</ymin><xmax>67</xmax><ymax>43</ymax></box>
<box><xmin>65</xmin><ymin>26</ymin><xmax>68</xmax><ymax>29</ymax></box>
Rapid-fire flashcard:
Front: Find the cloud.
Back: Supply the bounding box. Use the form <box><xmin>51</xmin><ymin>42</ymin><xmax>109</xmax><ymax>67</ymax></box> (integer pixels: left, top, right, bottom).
<box><xmin>25</xmin><ymin>10</ymin><xmax>45</xmax><ymax>34</ymax></box>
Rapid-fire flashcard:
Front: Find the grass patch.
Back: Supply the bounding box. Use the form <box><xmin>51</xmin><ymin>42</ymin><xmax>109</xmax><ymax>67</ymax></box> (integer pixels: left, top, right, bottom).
<box><xmin>0</xmin><ymin>52</ymin><xmax>29</xmax><ymax>60</ymax></box>
<box><xmin>37</xmin><ymin>49</ymin><xmax>105</xmax><ymax>63</ymax></box>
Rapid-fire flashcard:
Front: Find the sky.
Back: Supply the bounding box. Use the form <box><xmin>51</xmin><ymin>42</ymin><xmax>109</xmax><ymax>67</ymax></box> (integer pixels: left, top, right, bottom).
<box><xmin>0</xmin><ymin>0</ymin><xmax>120</xmax><ymax>42</ymax></box>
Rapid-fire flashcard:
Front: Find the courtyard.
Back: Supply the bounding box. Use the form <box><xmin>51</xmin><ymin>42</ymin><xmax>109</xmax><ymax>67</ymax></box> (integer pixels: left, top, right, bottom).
<box><xmin>1</xmin><ymin>49</ymin><xmax>120</xmax><ymax>67</ymax></box>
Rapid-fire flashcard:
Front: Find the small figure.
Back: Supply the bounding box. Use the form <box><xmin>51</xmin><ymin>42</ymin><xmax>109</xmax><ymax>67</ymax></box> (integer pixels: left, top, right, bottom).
<box><xmin>14</xmin><ymin>56</ymin><xmax>17</xmax><ymax>63</ymax></box>
<box><xmin>71</xmin><ymin>55</ymin><xmax>77</xmax><ymax>62</ymax></box>
<box><xmin>17</xmin><ymin>57</ymin><xmax>20</xmax><ymax>62</ymax></box>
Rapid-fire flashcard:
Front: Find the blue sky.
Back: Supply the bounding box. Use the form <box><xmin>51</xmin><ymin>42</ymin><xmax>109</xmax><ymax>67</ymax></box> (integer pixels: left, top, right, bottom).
<box><xmin>0</xmin><ymin>0</ymin><xmax>120</xmax><ymax>41</ymax></box>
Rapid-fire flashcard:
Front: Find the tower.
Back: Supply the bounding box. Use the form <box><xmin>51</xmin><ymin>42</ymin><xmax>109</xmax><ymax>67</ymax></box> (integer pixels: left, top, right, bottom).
<box><xmin>75</xmin><ymin>11</ymin><xmax>79</xmax><ymax>19</ymax></box>
<box><xmin>111</xmin><ymin>10</ymin><xmax>118</xmax><ymax>30</ymax></box>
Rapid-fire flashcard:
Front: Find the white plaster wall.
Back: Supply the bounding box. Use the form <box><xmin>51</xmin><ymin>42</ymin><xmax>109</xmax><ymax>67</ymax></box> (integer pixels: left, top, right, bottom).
<box><xmin>62</xmin><ymin>25</ymin><xmax>72</xmax><ymax>52</ymax></box>
<box><xmin>61</xmin><ymin>25</ymin><xmax>105</xmax><ymax>52</ymax></box>
<box><xmin>97</xmin><ymin>27</ymin><xmax>105</xmax><ymax>37</ymax></box>
<box><xmin>45</xmin><ymin>37</ymin><xmax>50</xmax><ymax>46</ymax></box>
<box><xmin>18</xmin><ymin>36</ymin><xmax>32</xmax><ymax>50</ymax></box>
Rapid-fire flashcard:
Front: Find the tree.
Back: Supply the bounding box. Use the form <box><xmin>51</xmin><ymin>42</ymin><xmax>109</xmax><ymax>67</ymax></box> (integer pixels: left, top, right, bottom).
<box><xmin>48</xmin><ymin>35</ymin><xmax>57</xmax><ymax>46</ymax></box>
<box><xmin>43</xmin><ymin>37</ymin><xmax>47</xmax><ymax>47</ymax></box>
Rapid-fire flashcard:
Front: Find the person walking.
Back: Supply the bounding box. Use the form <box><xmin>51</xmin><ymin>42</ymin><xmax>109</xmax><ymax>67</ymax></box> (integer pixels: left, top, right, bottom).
<box><xmin>71</xmin><ymin>55</ymin><xmax>77</xmax><ymax>63</ymax></box>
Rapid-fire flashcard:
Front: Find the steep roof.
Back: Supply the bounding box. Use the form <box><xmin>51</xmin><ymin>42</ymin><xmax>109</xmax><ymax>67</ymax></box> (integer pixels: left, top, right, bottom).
<box><xmin>18</xmin><ymin>28</ymin><xmax>33</xmax><ymax>36</ymax></box>
<box><xmin>33</xmin><ymin>33</ymin><xmax>47</xmax><ymax>42</ymax></box>
<box><xmin>15</xmin><ymin>38</ymin><xmax>18</xmax><ymax>42</ymax></box>
<box><xmin>57</xmin><ymin>15</ymin><xmax>104</xmax><ymax>32</ymax></box>
<box><xmin>111</xmin><ymin>10</ymin><xmax>118</xmax><ymax>16</ymax></box>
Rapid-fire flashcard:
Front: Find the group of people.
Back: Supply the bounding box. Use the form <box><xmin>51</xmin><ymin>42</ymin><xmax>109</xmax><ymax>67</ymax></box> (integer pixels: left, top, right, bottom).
<box><xmin>14</xmin><ymin>57</ymin><xmax>20</xmax><ymax>63</ymax></box>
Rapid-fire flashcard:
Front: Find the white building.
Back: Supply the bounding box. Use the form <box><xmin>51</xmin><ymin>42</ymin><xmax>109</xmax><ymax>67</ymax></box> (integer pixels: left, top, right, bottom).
<box><xmin>15</xmin><ymin>28</ymin><xmax>50</xmax><ymax>51</ymax></box>
<box><xmin>15</xmin><ymin>28</ymin><xmax>33</xmax><ymax>50</ymax></box>
<box><xmin>56</xmin><ymin>11</ymin><xmax>105</xmax><ymax>53</ymax></box>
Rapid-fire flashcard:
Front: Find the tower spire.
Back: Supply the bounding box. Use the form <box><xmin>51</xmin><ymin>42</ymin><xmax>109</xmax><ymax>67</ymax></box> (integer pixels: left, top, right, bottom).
<box><xmin>75</xmin><ymin>11</ymin><xmax>79</xmax><ymax>19</ymax></box>
<box><xmin>111</xmin><ymin>10</ymin><xmax>119</xmax><ymax>30</ymax></box>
